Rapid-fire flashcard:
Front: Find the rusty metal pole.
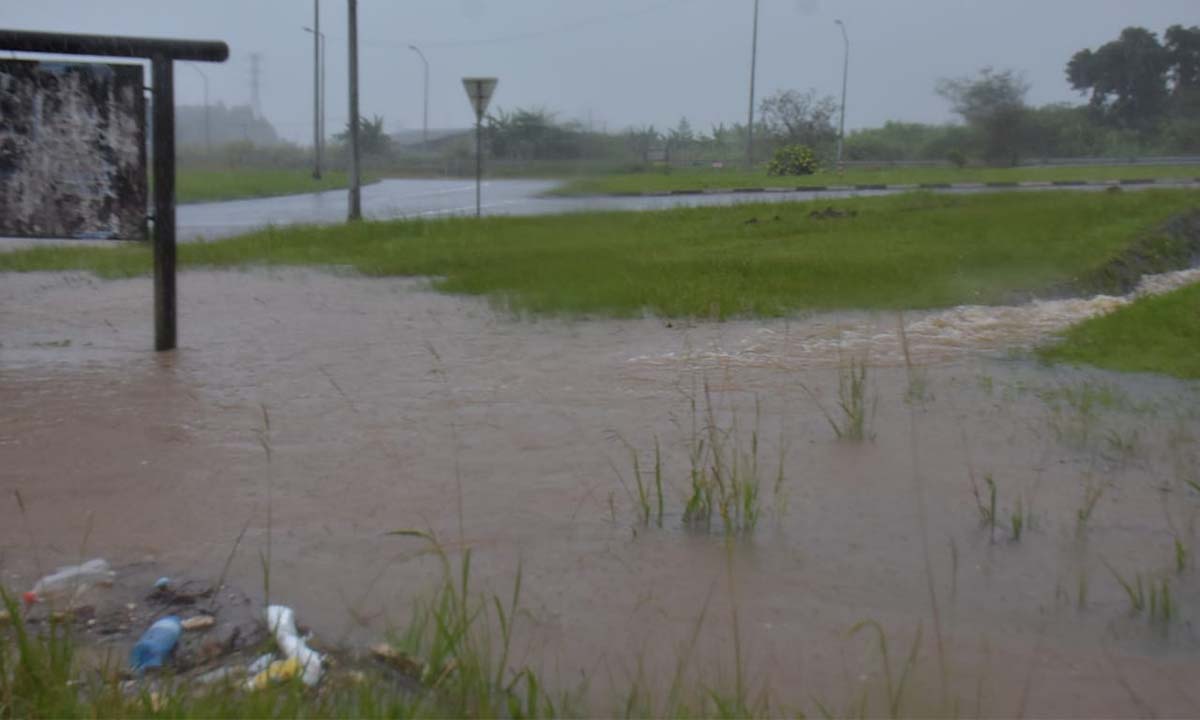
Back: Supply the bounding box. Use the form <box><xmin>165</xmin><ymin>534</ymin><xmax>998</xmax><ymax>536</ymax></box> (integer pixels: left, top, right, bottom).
<box><xmin>151</xmin><ymin>55</ymin><xmax>177</xmax><ymax>351</ymax></box>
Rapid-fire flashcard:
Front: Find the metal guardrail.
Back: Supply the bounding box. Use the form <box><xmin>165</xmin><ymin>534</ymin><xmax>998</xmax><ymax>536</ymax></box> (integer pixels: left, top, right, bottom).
<box><xmin>840</xmin><ymin>156</ymin><xmax>1200</xmax><ymax>169</ymax></box>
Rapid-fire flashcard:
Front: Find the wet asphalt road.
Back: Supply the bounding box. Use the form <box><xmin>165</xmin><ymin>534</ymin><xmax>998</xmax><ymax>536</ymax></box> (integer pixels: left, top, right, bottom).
<box><xmin>2</xmin><ymin>176</ymin><xmax>1197</xmax><ymax>248</ymax></box>
<box><xmin>175</xmin><ymin>177</ymin><xmax>893</xmax><ymax>241</ymax></box>
<box><xmin>173</xmin><ymin>175</ymin><xmax>1197</xmax><ymax>240</ymax></box>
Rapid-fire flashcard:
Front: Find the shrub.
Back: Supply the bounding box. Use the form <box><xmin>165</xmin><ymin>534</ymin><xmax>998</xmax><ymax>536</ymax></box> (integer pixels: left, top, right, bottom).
<box><xmin>767</xmin><ymin>144</ymin><xmax>819</xmax><ymax>176</ymax></box>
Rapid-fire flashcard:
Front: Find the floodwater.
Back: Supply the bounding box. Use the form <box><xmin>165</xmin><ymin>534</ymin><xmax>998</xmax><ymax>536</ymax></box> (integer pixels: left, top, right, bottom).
<box><xmin>3</xmin><ymin>268</ymin><xmax>1200</xmax><ymax>716</ymax></box>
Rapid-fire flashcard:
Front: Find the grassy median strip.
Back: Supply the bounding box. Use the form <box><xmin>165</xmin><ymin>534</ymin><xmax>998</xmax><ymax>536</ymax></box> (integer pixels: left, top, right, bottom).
<box><xmin>1040</xmin><ymin>281</ymin><xmax>1200</xmax><ymax>379</ymax></box>
<box><xmin>177</xmin><ymin>169</ymin><xmax>379</xmax><ymax>204</ymax></box>
<box><xmin>2</xmin><ymin>190</ymin><xmax>1197</xmax><ymax>319</ymax></box>
<box><xmin>551</xmin><ymin>164</ymin><xmax>1200</xmax><ymax>196</ymax></box>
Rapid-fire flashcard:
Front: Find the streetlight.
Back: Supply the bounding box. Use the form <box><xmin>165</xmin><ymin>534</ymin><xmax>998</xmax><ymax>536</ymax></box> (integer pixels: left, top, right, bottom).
<box><xmin>834</xmin><ymin>19</ymin><xmax>849</xmax><ymax>172</ymax></box>
<box><xmin>303</xmin><ymin>22</ymin><xmax>326</xmax><ymax>179</ymax></box>
<box><xmin>408</xmin><ymin>44</ymin><xmax>429</xmax><ymax>147</ymax></box>
<box><xmin>185</xmin><ymin>63</ymin><xmax>210</xmax><ymax>152</ymax></box>
<box><xmin>746</xmin><ymin>0</ymin><xmax>760</xmax><ymax>169</ymax></box>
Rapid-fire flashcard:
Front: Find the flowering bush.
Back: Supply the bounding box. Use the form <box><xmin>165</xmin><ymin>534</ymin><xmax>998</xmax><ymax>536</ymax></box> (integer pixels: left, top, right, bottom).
<box><xmin>766</xmin><ymin>144</ymin><xmax>819</xmax><ymax>176</ymax></box>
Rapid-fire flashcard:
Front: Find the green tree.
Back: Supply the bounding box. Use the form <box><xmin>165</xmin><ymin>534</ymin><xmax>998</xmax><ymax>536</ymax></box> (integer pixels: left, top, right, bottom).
<box><xmin>334</xmin><ymin>115</ymin><xmax>391</xmax><ymax>156</ymax></box>
<box><xmin>936</xmin><ymin>67</ymin><xmax>1030</xmax><ymax>166</ymax></box>
<box><xmin>1165</xmin><ymin>24</ymin><xmax>1200</xmax><ymax>116</ymax></box>
<box><xmin>623</xmin><ymin>125</ymin><xmax>660</xmax><ymax>163</ymax></box>
<box><xmin>757</xmin><ymin>89</ymin><xmax>838</xmax><ymax>153</ymax></box>
<box><xmin>1066</xmin><ymin>27</ymin><xmax>1170</xmax><ymax>130</ymax></box>
<box><xmin>485</xmin><ymin>107</ymin><xmax>583</xmax><ymax>160</ymax></box>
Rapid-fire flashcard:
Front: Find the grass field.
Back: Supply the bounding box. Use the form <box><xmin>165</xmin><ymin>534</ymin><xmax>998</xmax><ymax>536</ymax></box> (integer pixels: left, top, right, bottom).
<box><xmin>177</xmin><ymin>169</ymin><xmax>379</xmax><ymax>204</ymax></box>
<box><xmin>2</xmin><ymin>190</ymin><xmax>1198</xmax><ymax>319</ymax></box>
<box><xmin>551</xmin><ymin>164</ymin><xmax>1200</xmax><ymax>196</ymax></box>
<box><xmin>1040</xmin><ymin>281</ymin><xmax>1200</xmax><ymax>378</ymax></box>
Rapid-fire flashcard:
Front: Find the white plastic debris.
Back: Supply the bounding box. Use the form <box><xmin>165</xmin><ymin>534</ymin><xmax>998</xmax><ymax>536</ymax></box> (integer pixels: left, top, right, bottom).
<box><xmin>260</xmin><ymin>605</ymin><xmax>323</xmax><ymax>687</ymax></box>
<box><xmin>28</xmin><ymin>559</ymin><xmax>115</xmax><ymax>604</ymax></box>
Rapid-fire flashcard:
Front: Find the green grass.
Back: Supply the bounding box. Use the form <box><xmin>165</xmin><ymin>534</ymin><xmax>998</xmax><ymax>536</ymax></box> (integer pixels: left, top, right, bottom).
<box><xmin>551</xmin><ymin>164</ymin><xmax>1200</xmax><ymax>196</ymax></box>
<box><xmin>177</xmin><ymin>169</ymin><xmax>379</xmax><ymax>204</ymax></box>
<box><xmin>1040</xmin><ymin>281</ymin><xmax>1200</xmax><ymax>379</ymax></box>
<box><xmin>2</xmin><ymin>190</ymin><xmax>1197</xmax><ymax>319</ymax></box>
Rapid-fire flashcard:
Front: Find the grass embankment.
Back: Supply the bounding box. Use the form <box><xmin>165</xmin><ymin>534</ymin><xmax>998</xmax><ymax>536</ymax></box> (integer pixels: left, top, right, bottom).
<box><xmin>176</xmin><ymin>169</ymin><xmax>380</xmax><ymax>204</ymax></box>
<box><xmin>2</xmin><ymin>190</ymin><xmax>1198</xmax><ymax>318</ymax></box>
<box><xmin>552</xmin><ymin>163</ymin><xmax>1200</xmax><ymax>196</ymax></box>
<box><xmin>1040</xmin><ymin>281</ymin><xmax>1200</xmax><ymax>379</ymax></box>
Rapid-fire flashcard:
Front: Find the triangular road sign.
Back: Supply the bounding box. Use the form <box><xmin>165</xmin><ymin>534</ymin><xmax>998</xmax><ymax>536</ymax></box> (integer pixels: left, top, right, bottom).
<box><xmin>462</xmin><ymin>77</ymin><xmax>498</xmax><ymax>121</ymax></box>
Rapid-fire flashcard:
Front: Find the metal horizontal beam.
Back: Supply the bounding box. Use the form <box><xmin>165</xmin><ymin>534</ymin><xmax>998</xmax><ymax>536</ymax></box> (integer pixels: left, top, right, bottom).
<box><xmin>0</xmin><ymin>29</ymin><xmax>227</xmax><ymax>62</ymax></box>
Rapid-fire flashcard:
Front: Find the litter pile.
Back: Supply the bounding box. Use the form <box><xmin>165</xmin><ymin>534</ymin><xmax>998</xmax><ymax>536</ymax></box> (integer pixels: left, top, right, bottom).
<box><xmin>4</xmin><ymin>558</ymin><xmax>432</xmax><ymax>697</ymax></box>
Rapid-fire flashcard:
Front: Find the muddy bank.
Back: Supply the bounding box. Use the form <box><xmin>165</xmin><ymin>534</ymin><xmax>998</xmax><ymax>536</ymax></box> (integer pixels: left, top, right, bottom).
<box><xmin>3</xmin><ymin>268</ymin><xmax>1200</xmax><ymax>716</ymax></box>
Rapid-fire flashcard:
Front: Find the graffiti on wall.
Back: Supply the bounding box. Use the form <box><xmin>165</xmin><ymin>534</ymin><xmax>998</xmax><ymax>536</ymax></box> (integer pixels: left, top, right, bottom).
<box><xmin>0</xmin><ymin>60</ymin><xmax>146</xmax><ymax>240</ymax></box>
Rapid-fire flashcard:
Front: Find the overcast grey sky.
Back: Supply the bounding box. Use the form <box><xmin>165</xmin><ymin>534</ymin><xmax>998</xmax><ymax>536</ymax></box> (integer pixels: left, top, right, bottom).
<box><xmin>4</xmin><ymin>1</ymin><xmax>1196</xmax><ymax>143</ymax></box>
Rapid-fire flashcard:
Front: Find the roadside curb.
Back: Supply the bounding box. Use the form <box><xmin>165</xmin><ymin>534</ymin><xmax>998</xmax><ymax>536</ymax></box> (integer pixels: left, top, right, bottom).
<box><xmin>605</xmin><ymin>177</ymin><xmax>1200</xmax><ymax>198</ymax></box>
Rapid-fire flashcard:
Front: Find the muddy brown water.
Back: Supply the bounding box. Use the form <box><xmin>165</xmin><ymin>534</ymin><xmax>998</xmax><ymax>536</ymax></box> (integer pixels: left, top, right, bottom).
<box><xmin>3</xmin><ymin>268</ymin><xmax>1200</xmax><ymax>716</ymax></box>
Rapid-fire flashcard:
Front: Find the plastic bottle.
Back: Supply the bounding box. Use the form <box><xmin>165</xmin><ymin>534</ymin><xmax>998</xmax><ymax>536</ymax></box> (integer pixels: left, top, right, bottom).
<box><xmin>261</xmin><ymin>606</ymin><xmax>323</xmax><ymax>687</ymax></box>
<box><xmin>129</xmin><ymin>616</ymin><xmax>182</xmax><ymax>673</ymax></box>
<box><xmin>27</xmin><ymin>558</ymin><xmax>115</xmax><ymax>605</ymax></box>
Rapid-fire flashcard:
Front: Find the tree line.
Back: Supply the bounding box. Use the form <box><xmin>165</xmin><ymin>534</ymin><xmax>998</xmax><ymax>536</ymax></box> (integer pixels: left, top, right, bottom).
<box><xmin>177</xmin><ymin>24</ymin><xmax>1199</xmax><ymax>171</ymax></box>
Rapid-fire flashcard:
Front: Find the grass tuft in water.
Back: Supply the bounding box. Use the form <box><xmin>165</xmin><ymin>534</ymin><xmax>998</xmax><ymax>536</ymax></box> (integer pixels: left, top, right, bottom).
<box><xmin>1076</xmin><ymin>478</ymin><xmax>1106</xmax><ymax>534</ymax></box>
<box><xmin>1104</xmin><ymin>561</ymin><xmax>1174</xmax><ymax>626</ymax></box>
<box><xmin>971</xmin><ymin>473</ymin><xmax>998</xmax><ymax>542</ymax></box>
<box><xmin>801</xmin><ymin>357</ymin><xmax>876</xmax><ymax>443</ymax></box>
<box><xmin>848</xmin><ymin>620</ymin><xmax>924</xmax><ymax>719</ymax></box>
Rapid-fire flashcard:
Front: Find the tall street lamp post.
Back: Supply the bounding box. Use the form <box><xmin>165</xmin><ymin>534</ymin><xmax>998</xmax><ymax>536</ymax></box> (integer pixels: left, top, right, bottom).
<box><xmin>746</xmin><ymin>0</ymin><xmax>760</xmax><ymax>169</ymax></box>
<box><xmin>835</xmin><ymin>19</ymin><xmax>849</xmax><ymax>172</ymax></box>
<box><xmin>409</xmin><ymin>44</ymin><xmax>429</xmax><ymax>147</ymax></box>
<box><xmin>305</xmin><ymin>0</ymin><xmax>324</xmax><ymax>179</ymax></box>
<box><xmin>303</xmin><ymin>25</ymin><xmax>326</xmax><ymax>178</ymax></box>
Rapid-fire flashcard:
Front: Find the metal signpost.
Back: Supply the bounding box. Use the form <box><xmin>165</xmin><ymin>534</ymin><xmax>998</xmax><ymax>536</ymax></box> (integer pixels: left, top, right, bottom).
<box><xmin>0</xmin><ymin>30</ymin><xmax>229</xmax><ymax>351</ymax></box>
<box><xmin>461</xmin><ymin>77</ymin><xmax>497</xmax><ymax>217</ymax></box>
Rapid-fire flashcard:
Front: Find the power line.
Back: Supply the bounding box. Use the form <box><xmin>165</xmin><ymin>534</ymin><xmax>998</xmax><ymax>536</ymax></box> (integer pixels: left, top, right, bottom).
<box><xmin>415</xmin><ymin>0</ymin><xmax>683</xmax><ymax>49</ymax></box>
<box><xmin>303</xmin><ymin>0</ymin><xmax>684</xmax><ymax>53</ymax></box>
<box><xmin>249</xmin><ymin>52</ymin><xmax>262</xmax><ymax>118</ymax></box>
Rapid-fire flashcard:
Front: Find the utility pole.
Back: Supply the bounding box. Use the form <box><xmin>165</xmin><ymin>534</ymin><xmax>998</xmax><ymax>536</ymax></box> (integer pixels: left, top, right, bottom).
<box><xmin>835</xmin><ymin>19</ymin><xmax>849</xmax><ymax>172</ymax></box>
<box><xmin>249</xmin><ymin>52</ymin><xmax>262</xmax><ymax>118</ymax></box>
<box><xmin>319</xmin><ymin>33</ymin><xmax>325</xmax><ymax>173</ymax></box>
<box><xmin>347</xmin><ymin>0</ymin><xmax>361</xmax><ymax>220</ymax></box>
<box><xmin>746</xmin><ymin>0</ymin><xmax>759</xmax><ymax>169</ymax></box>
<box><xmin>409</xmin><ymin>45</ymin><xmax>429</xmax><ymax>146</ymax></box>
<box><xmin>311</xmin><ymin>0</ymin><xmax>321</xmax><ymax>178</ymax></box>
<box><xmin>186</xmin><ymin>63</ymin><xmax>210</xmax><ymax>152</ymax></box>
<box><xmin>305</xmin><ymin>25</ymin><xmax>327</xmax><ymax>175</ymax></box>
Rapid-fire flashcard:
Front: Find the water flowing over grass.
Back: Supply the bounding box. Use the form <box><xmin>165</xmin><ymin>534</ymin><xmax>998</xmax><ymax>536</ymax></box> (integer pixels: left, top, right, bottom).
<box><xmin>3</xmin><ymin>190</ymin><xmax>1197</xmax><ymax>320</ymax></box>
